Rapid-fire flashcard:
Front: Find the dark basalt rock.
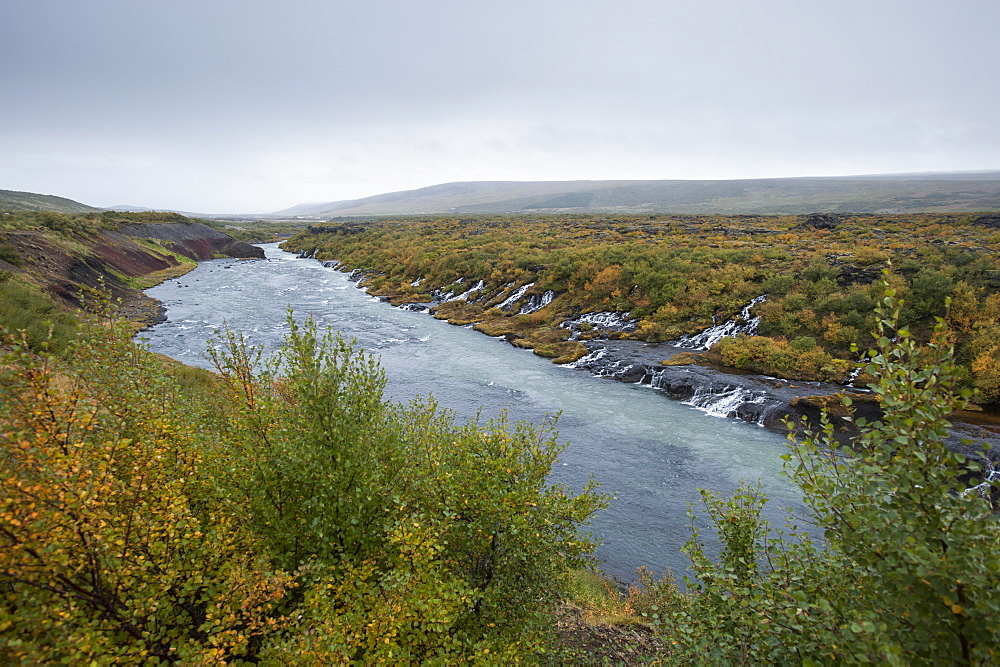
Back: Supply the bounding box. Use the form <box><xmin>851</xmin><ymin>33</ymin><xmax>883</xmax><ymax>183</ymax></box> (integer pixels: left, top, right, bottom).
<box><xmin>611</xmin><ymin>363</ymin><xmax>647</xmax><ymax>383</ymax></box>
<box><xmin>348</xmin><ymin>269</ymin><xmax>370</xmax><ymax>282</ymax></box>
<box><xmin>566</xmin><ymin>339</ymin><xmax>1000</xmax><ymax>458</ymax></box>
<box><xmin>400</xmin><ymin>303</ymin><xmax>429</xmax><ymax>312</ymax></box>
<box><xmin>797</xmin><ymin>213</ymin><xmax>843</xmax><ymax>230</ymax></box>
<box><xmin>118</xmin><ymin>222</ymin><xmax>265</xmax><ymax>259</ymax></box>
<box><xmin>836</xmin><ymin>265</ymin><xmax>883</xmax><ymax>286</ymax></box>
<box><xmin>973</xmin><ymin>214</ymin><xmax>1000</xmax><ymax>229</ymax></box>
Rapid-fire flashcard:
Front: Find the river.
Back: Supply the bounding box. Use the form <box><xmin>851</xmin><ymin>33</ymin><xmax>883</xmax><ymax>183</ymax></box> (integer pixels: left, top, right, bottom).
<box><xmin>141</xmin><ymin>243</ymin><xmax>801</xmax><ymax>582</ymax></box>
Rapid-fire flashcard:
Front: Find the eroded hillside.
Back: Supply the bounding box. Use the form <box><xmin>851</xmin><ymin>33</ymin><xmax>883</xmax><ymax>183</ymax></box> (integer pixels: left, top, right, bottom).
<box><xmin>0</xmin><ymin>210</ymin><xmax>264</xmax><ymax>330</ymax></box>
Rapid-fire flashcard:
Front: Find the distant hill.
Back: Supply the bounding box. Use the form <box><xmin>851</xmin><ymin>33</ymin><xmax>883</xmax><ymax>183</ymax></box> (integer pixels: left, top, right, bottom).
<box><xmin>1</xmin><ymin>193</ymin><xmax>215</xmax><ymax>218</ymax></box>
<box><xmin>275</xmin><ymin>171</ymin><xmax>1000</xmax><ymax>218</ymax></box>
<box><xmin>107</xmin><ymin>205</ymin><xmax>160</xmax><ymax>212</ymax></box>
<box><xmin>106</xmin><ymin>205</ymin><xmax>215</xmax><ymax>218</ymax></box>
<box><xmin>0</xmin><ymin>189</ymin><xmax>100</xmax><ymax>213</ymax></box>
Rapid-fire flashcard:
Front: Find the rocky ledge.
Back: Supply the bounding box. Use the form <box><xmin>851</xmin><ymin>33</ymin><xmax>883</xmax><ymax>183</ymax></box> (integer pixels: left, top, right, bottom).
<box><xmin>117</xmin><ymin>222</ymin><xmax>264</xmax><ymax>260</ymax></box>
<box><xmin>564</xmin><ymin>339</ymin><xmax>1000</xmax><ymax>463</ymax></box>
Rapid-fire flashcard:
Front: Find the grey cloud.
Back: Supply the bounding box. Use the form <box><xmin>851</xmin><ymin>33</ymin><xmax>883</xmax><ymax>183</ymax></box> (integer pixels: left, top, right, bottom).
<box><xmin>1</xmin><ymin>0</ymin><xmax>997</xmax><ymax>212</ymax></box>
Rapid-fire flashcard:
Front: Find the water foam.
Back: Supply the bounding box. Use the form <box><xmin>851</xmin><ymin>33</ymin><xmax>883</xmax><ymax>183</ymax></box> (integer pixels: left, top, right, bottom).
<box><xmin>675</xmin><ymin>295</ymin><xmax>767</xmax><ymax>350</ymax></box>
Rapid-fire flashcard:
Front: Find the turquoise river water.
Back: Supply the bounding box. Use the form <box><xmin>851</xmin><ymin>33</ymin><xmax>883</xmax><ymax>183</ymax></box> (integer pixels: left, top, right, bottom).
<box><xmin>141</xmin><ymin>243</ymin><xmax>801</xmax><ymax>582</ymax></box>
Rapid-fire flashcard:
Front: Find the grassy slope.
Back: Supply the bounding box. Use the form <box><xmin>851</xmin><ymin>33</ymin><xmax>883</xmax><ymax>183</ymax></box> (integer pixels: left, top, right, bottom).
<box><xmin>0</xmin><ymin>211</ymin><xmax>265</xmax><ymax>343</ymax></box>
<box><xmin>0</xmin><ymin>189</ymin><xmax>101</xmax><ymax>213</ymax></box>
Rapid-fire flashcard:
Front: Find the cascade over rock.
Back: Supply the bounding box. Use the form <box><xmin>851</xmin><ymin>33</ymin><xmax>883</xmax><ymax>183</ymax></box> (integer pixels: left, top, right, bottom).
<box><xmin>565</xmin><ymin>339</ymin><xmax>1000</xmax><ymax>459</ymax></box>
<box><xmin>674</xmin><ymin>295</ymin><xmax>767</xmax><ymax>350</ymax></box>
<box><xmin>519</xmin><ymin>290</ymin><xmax>555</xmax><ymax>314</ymax></box>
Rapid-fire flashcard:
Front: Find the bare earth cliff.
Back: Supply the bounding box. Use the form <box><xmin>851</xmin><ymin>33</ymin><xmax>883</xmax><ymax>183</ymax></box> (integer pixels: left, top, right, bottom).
<box><xmin>0</xmin><ymin>220</ymin><xmax>262</xmax><ymax>326</ymax></box>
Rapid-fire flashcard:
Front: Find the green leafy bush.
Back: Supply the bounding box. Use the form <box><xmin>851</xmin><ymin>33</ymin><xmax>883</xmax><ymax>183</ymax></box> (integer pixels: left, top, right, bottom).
<box><xmin>715</xmin><ymin>334</ymin><xmax>849</xmax><ymax>382</ymax></box>
<box><xmin>0</xmin><ymin>318</ymin><xmax>290</xmax><ymax>663</ymax></box>
<box><xmin>641</xmin><ymin>287</ymin><xmax>1000</xmax><ymax>663</ymax></box>
<box><xmin>0</xmin><ymin>310</ymin><xmax>606</xmax><ymax>661</ymax></box>
<box><xmin>209</xmin><ymin>313</ymin><xmax>607</xmax><ymax>658</ymax></box>
<box><xmin>790</xmin><ymin>335</ymin><xmax>817</xmax><ymax>351</ymax></box>
<box><xmin>0</xmin><ymin>243</ymin><xmax>22</xmax><ymax>266</ymax></box>
<box><xmin>0</xmin><ymin>281</ymin><xmax>77</xmax><ymax>353</ymax></box>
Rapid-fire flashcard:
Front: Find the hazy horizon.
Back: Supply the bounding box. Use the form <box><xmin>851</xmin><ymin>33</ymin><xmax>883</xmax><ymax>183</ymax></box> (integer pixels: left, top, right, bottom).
<box><xmin>2</xmin><ymin>1</ymin><xmax>999</xmax><ymax>213</ymax></box>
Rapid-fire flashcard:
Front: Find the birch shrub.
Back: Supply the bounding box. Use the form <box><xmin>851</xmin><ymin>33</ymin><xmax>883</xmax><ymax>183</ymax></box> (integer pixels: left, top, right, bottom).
<box><xmin>0</xmin><ymin>319</ymin><xmax>290</xmax><ymax>663</ymax></box>
<box><xmin>645</xmin><ymin>286</ymin><xmax>1000</xmax><ymax>664</ymax></box>
<box><xmin>207</xmin><ymin>312</ymin><xmax>608</xmax><ymax>659</ymax></box>
<box><xmin>1</xmin><ymin>311</ymin><xmax>606</xmax><ymax>661</ymax></box>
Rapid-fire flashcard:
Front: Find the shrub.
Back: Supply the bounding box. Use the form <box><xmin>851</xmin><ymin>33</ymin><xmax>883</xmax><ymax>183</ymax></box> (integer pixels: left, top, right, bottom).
<box><xmin>716</xmin><ymin>334</ymin><xmax>848</xmax><ymax>382</ymax></box>
<box><xmin>207</xmin><ymin>313</ymin><xmax>608</xmax><ymax>657</ymax></box>
<box><xmin>0</xmin><ymin>311</ymin><xmax>607</xmax><ymax>661</ymax></box>
<box><xmin>0</xmin><ymin>318</ymin><xmax>291</xmax><ymax>663</ymax></box>
<box><xmin>790</xmin><ymin>335</ymin><xmax>817</xmax><ymax>351</ymax></box>
<box><xmin>0</xmin><ymin>282</ymin><xmax>78</xmax><ymax>353</ymax></box>
<box><xmin>0</xmin><ymin>243</ymin><xmax>22</xmax><ymax>266</ymax></box>
<box><xmin>642</xmin><ymin>286</ymin><xmax>1000</xmax><ymax>663</ymax></box>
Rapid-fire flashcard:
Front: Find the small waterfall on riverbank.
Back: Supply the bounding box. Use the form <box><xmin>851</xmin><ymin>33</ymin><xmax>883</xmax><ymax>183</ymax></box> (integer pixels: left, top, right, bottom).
<box><xmin>680</xmin><ymin>386</ymin><xmax>770</xmax><ymax>421</ymax></box>
<box><xmin>561</xmin><ymin>347</ymin><xmax>608</xmax><ymax>369</ymax></box>
<box><xmin>560</xmin><ymin>312</ymin><xmax>638</xmax><ymax>339</ymax></box>
<box><xmin>519</xmin><ymin>290</ymin><xmax>555</xmax><ymax>314</ymax></box>
<box><xmin>451</xmin><ymin>279</ymin><xmax>486</xmax><ymax>302</ymax></box>
<box><xmin>961</xmin><ymin>467</ymin><xmax>1000</xmax><ymax>500</ymax></box>
<box><xmin>496</xmin><ymin>282</ymin><xmax>534</xmax><ymax>310</ymax></box>
<box><xmin>640</xmin><ymin>370</ymin><xmax>784</xmax><ymax>426</ymax></box>
<box><xmin>675</xmin><ymin>295</ymin><xmax>767</xmax><ymax>350</ymax></box>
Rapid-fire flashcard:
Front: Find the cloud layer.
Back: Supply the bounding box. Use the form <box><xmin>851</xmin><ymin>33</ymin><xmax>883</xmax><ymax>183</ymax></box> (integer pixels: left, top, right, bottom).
<box><xmin>2</xmin><ymin>0</ymin><xmax>998</xmax><ymax>212</ymax></box>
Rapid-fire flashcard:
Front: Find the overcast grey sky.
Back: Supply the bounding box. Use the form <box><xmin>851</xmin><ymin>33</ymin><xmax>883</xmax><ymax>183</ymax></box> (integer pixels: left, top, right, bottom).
<box><xmin>1</xmin><ymin>0</ymin><xmax>998</xmax><ymax>213</ymax></box>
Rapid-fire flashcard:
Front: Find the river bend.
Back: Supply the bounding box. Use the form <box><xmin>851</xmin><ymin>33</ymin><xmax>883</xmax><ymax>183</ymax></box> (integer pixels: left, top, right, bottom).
<box><xmin>141</xmin><ymin>243</ymin><xmax>799</xmax><ymax>582</ymax></box>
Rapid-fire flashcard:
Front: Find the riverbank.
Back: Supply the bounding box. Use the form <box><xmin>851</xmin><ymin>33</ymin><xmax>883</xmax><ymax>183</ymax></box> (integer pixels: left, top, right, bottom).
<box><xmin>343</xmin><ymin>260</ymin><xmax>1000</xmax><ymax>462</ymax></box>
<box><xmin>562</xmin><ymin>337</ymin><xmax>1000</xmax><ymax>460</ymax></box>
<box><xmin>0</xmin><ymin>216</ymin><xmax>266</xmax><ymax>331</ymax></box>
<box><xmin>281</xmin><ymin>214</ymin><xmax>1000</xmax><ymax>408</ymax></box>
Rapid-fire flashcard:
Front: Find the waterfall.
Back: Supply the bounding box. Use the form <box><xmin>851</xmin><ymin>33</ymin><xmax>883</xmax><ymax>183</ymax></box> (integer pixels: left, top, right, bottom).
<box><xmin>560</xmin><ymin>346</ymin><xmax>608</xmax><ymax>370</ymax></box>
<box><xmin>674</xmin><ymin>295</ymin><xmax>767</xmax><ymax>350</ymax></box>
<box><xmin>519</xmin><ymin>290</ymin><xmax>555</xmax><ymax>314</ymax></box>
<box><xmin>961</xmin><ymin>467</ymin><xmax>1000</xmax><ymax>499</ymax></box>
<box><xmin>681</xmin><ymin>386</ymin><xmax>769</xmax><ymax>421</ymax></box>
<box><xmin>496</xmin><ymin>282</ymin><xmax>535</xmax><ymax>310</ymax></box>
<box><xmin>431</xmin><ymin>278</ymin><xmax>463</xmax><ymax>303</ymax></box>
<box><xmin>845</xmin><ymin>366</ymin><xmax>872</xmax><ymax>392</ymax></box>
<box><xmin>561</xmin><ymin>311</ymin><xmax>638</xmax><ymax>335</ymax></box>
<box><xmin>454</xmin><ymin>279</ymin><xmax>486</xmax><ymax>302</ymax></box>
